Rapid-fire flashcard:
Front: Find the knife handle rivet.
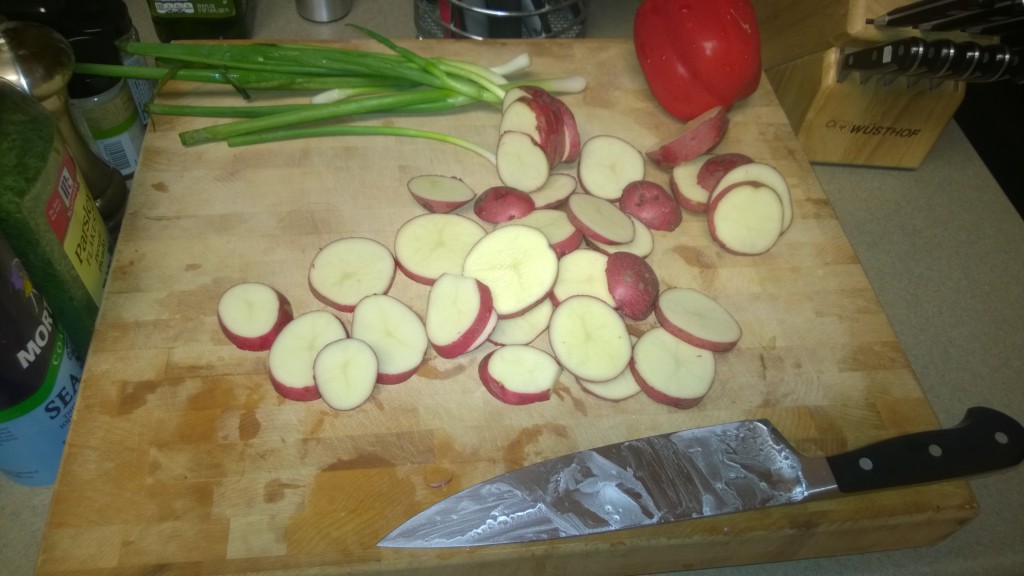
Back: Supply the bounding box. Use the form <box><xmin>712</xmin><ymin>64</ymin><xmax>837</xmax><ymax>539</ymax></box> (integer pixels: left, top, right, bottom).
<box><xmin>995</xmin><ymin>431</ymin><xmax>1010</xmax><ymax>444</ymax></box>
<box><xmin>858</xmin><ymin>457</ymin><xmax>874</xmax><ymax>471</ymax></box>
<box><xmin>928</xmin><ymin>444</ymin><xmax>943</xmax><ymax>457</ymax></box>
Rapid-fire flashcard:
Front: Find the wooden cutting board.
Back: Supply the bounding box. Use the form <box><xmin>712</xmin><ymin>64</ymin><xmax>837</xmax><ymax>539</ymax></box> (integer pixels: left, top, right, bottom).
<box><xmin>36</xmin><ymin>39</ymin><xmax>976</xmax><ymax>575</ymax></box>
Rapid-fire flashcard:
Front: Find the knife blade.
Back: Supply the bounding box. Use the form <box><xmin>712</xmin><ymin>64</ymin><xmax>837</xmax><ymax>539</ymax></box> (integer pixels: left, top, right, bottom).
<box><xmin>378</xmin><ymin>407</ymin><xmax>1024</xmax><ymax>548</ymax></box>
<box><xmin>918</xmin><ymin>0</ymin><xmax>1024</xmax><ymax>31</ymax></box>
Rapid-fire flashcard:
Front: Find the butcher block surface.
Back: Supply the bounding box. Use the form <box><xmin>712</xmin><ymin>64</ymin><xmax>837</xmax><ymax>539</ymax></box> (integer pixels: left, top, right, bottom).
<box><xmin>36</xmin><ymin>39</ymin><xmax>976</xmax><ymax>575</ymax></box>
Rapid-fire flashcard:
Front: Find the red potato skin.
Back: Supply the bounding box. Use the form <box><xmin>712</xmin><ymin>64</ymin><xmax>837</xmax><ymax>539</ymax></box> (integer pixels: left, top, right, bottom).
<box><xmin>219</xmin><ymin>289</ymin><xmax>293</xmax><ymax>351</ymax></box>
<box><xmin>431</xmin><ymin>280</ymin><xmax>496</xmax><ymax>359</ymax></box>
<box><xmin>503</xmin><ymin>97</ymin><xmax>564</xmax><ymax>168</ymax></box>
<box><xmin>410</xmin><ymin>194</ymin><xmax>472</xmax><ymax>214</ymax></box>
<box><xmin>269</xmin><ymin>375</ymin><xmax>322</xmax><ymax>402</ymax></box>
<box><xmin>396</xmin><ymin>260</ymin><xmax>439</xmax><ymax>286</ymax></box>
<box><xmin>550</xmin><ymin>227</ymin><xmax>585</xmax><ymax>258</ymax></box>
<box><xmin>520</xmin><ymin>86</ymin><xmax>581</xmax><ymax>164</ymax></box>
<box><xmin>669</xmin><ymin>174</ymin><xmax>708</xmax><ymax>214</ymax></box>
<box><xmin>706</xmin><ymin>180</ymin><xmax>782</xmax><ymax>256</ymax></box>
<box><xmin>565</xmin><ymin>208</ymin><xmax>624</xmax><ymax>246</ymax></box>
<box><xmin>377</xmin><ymin>366</ymin><xmax>421</xmax><ymax>386</ymax></box>
<box><xmin>605</xmin><ymin>252</ymin><xmax>659</xmax><ymax>321</ymax></box>
<box><xmin>630</xmin><ymin>359</ymin><xmax>705</xmax><ymax>409</ymax></box>
<box><xmin>645</xmin><ymin>106</ymin><xmax>729</xmax><ymax>168</ymax></box>
<box><xmin>478</xmin><ymin>350</ymin><xmax>552</xmax><ymax>405</ymax></box>
<box><xmin>696</xmin><ymin>153</ymin><xmax>753</xmax><ymax>194</ymax></box>
<box><xmin>619</xmin><ymin>180</ymin><xmax>682</xmax><ymax>232</ymax></box>
<box><xmin>474</xmin><ymin>186</ymin><xmax>536</xmax><ymax>224</ymax></box>
<box><xmin>654</xmin><ymin>305</ymin><xmax>740</xmax><ymax>352</ymax></box>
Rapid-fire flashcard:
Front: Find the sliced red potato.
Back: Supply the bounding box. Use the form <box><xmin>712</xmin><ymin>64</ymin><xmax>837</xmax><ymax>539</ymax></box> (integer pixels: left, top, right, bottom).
<box><xmin>517</xmin><ymin>86</ymin><xmax>582</xmax><ymax>164</ymax></box>
<box><xmin>645</xmin><ymin>106</ymin><xmax>729</xmax><ymax>168</ymax></box>
<box><xmin>669</xmin><ymin>155</ymin><xmax>713</xmax><ymax>213</ymax></box>
<box><xmin>577</xmin><ymin>135</ymin><xmax>645</xmax><ymax>201</ymax></box>
<box><xmin>655</xmin><ymin>287</ymin><xmax>742</xmax><ymax>352</ymax></box>
<box><xmin>394</xmin><ymin>213</ymin><xmax>486</xmax><ymax>285</ymax></box>
<box><xmin>565</xmin><ymin>193</ymin><xmax>635</xmax><ymax>245</ymax></box>
<box><xmin>473</xmin><ymin>186</ymin><xmax>535</xmax><ymax>224</ymax></box>
<box><xmin>712</xmin><ymin>161</ymin><xmax>793</xmax><ymax>231</ymax></box>
<box><xmin>605</xmin><ymin>252</ymin><xmax>659</xmax><ymax>321</ymax></box>
<box><xmin>407</xmin><ymin>175</ymin><xmax>476</xmax><ymax>214</ymax></box>
<box><xmin>487</xmin><ymin>298</ymin><xmax>553</xmax><ymax>346</ymax></box>
<box><xmin>707</xmin><ymin>181</ymin><xmax>785</xmax><ymax>256</ymax></box>
<box><xmin>499</xmin><ymin>95</ymin><xmax>563</xmax><ymax>167</ymax></box>
<box><xmin>268</xmin><ymin>310</ymin><xmax>348</xmax><ymax>401</ymax></box>
<box><xmin>576</xmin><ymin>336</ymin><xmax>640</xmax><ymax>401</ymax></box>
<box><xmin>496</xmin><ymin>131</ymin><xmax>551</xmax><ymax>193</ymax></box>
<box><xmin>588</xmin><ymin>215</ymin><xmax>654</xmax><ymax>258</ymax></box>
<box><xmin>351</xmin><ymin>294</ymin><xmax>428</xmax><ymax>384</ymax></box>
<box><xmin>499</xmin><ymin>208</ymin><xmax>583</xmax><ymax>258</ymax></box>
<box><xmin>217</xmin><ymin>282</ymin><xmax>293</xmax><ymax>351</ymax></box>
<box><xmin>618</xmin><ymin>180</ymin><xmax>682</xmax><ymax>232</ymax></box>
<box><xmin>631</xmin><ymin>327</ymin><xmax>715</xmax><ymax>409</ymax></box>
<box><xmin>426</xmin><ymin>273</ymin><xmax>496</xmax><ymax>359</ymax></box>
<box><xmin>478</xmin><ymin>345</ymin><xmax>562</xmax><ymax>405</ymax></box>
<box><xmin>697</xmin><ymin>153</ymin><xmax>753</xmax><ymax>196</ymax></box>
<box><xmin>313</xmin><ymin>338</ymin><xmax>378</xmax><ymax>411</ymax></box>
<box><xmin>548</xmin><ymin>295</ymin><xmax>632</xmax><ymax>382</ymax></box>
<box><xmin>462</xmin><ymin>224</ymin><xmax>559</xmax><ymax>318</ymax></box>
<box><xmin>309</xmin><ymin>237</ymin><xmax>396</xmax><ymax>313</ymax></box>
<box><xmin>529</xmin><ymin>172</ymin><xmax>577</xmax><ymax>209</ymax></box>
<box><xmin>551</xmin><ymin>248</ymin><xmax>615</xmax><ymax>306</ymax></box>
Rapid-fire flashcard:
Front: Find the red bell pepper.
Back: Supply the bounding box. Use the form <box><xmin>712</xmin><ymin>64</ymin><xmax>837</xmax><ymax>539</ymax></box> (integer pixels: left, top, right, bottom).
<box><xmin>634</xmin><ymin>0</ymin><xmax>762</xmax><ymax>121</ymax></box>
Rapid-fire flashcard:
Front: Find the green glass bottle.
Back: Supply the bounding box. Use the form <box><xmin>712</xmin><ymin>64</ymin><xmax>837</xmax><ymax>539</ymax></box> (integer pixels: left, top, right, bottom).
<box><xmin>147</xmin><ymin>0</ymin><xmax>254</xmax><ymax>43</ymax></box>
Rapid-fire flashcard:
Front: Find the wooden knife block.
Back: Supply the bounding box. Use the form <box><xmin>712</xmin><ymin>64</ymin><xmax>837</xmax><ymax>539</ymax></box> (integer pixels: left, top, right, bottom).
<box><xmin>765</xmin><ymin>47</ymin><xmax>966</xmax><ymax>168</ymax></box>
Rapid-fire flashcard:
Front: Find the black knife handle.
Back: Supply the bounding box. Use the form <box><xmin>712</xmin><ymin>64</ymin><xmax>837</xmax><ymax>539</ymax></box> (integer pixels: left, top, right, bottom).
<box><xmin>826</xmin><ymin>407</ymin><xmax>1024</xmax><ymax>493</ymax></box>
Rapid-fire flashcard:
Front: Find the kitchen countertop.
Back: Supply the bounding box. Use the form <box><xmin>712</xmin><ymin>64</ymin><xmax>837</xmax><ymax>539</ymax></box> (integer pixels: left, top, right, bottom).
<box><xmin>2</xmin><ymin>1</ymin><xmax>1021</xmax><ymax>575</ymax></box>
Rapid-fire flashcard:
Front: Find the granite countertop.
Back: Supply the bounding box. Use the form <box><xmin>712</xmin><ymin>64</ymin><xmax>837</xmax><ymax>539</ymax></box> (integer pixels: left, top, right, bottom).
<box><xmin>2</xmin><ymin>1</ymin><xmax>1021</xmax><ymax>575</ymax></box>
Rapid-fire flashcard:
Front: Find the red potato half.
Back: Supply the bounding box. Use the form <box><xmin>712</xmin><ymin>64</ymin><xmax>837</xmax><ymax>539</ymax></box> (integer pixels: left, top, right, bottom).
<box><xmin>313</xmin><ymin>338</ymin><xmax>378</xmax><ymax>411</ymax></box>
<box><xmin>630</xmin><ymin>327</ymin><xmax>716</xmax><ymax>409</ymax></box>
<box><xmin>655</xmin><ymin>287</ymin><xmax>741</xmax><ymax>352</ymax></box>
<box><xmin>496</xmin><ymin>130</ymin><xmax>551</xmax><ymax>194</ymax></box>
<box><xmin>618</xmin><ymin>180</ymin><xmax>682</xmax><ymax>232</ymax></box>
<box><xmin>707</xmin><ymin>181</ymin><xmax>785</xmax><ymax>256</ymax></box>
<box><xmin>605</xmin><ymin>251</ymin><xmax>659</xmax><ymax>321</ymax></box>
<box><xmin>645</xmin><ymin>106</ymin><xmax>729</xmax><ymax>168</ymax></box>
<box><xmin>217</xmin><ymin>282</ymin><xmax>293</xmax><ymax>351</ymax></box>
<box><xmin>351</xmin><ymin>294</ymin><xmax>429</xmax><ymax>385</ymax></box>
<box><xmin>588</xmin><ymin>215</ymin><xmax>654</xmax><ymax>258</ymax></box>
<box><xmin>529</xmin><ymin>172</ymin><xmax>577</xmax><ymax>209</ymax></box>
<box><xmin>394</xmin><ymin>213</ymin><xmax>487</xmax><ymax>286</ymax></box>
<box><xmin>462</xmin><ymin>224</ymin><xmax>559</xmax><ymax>318</ymax></box>
<box><xmin>498</xmin><ymin>208</ymin><xmax>583</xmax><ymax>258</ymax></box>
<box><xmin>474</xmin><ymin>186</ymin><xmax>535</xmax><ymax>224</ymax></box>
<box><xmin>566</xmin><ymin>193</ymin><xmax>635</xmax><ymax>245</ymax></box>
<box><xmin>712</xmin><ymin>162</ymin><xmax>793</xmax><ymax>231</ymax></box>
<box><xmin>268</xmin><ymin>310</ymin><xmax>349</xmax><ymax>402</ymax></box>
<box><xmin>426</xmin><ymin>273</ymin><xmax>496</xmax><ymax>359</ymax></box>
<box><xmin>551</xmin><ymin>248</ymin><xmax>615</xmax><ymax>307</ymax></box>
<box><xmin>577</xmin><ymin>135</ymin><xmax>646</xmax><ymax>201</ymax></box>
<box><xmin>487</xmin><ymin>298</ymin><xmax>553</xmax><ymax>346</ymax></box>
<box><xmin>548</xmin><ymin>295</ymin><xmax>632</xmax><ymax>382</ymax></box>
<box><xmin>478</xmin><ymin>345</ymin><xmax>562</xmax><ymax>405</ymax></box>
<box><xmin>407</xmin><ymin>175</ymin><xmax>476</xmax><ymax>213</ymax></box>
<box><xmin>670</xmin><ymin>155</ymin><xmax>713</xmax><ymax>213</ymax></box>
<box><xmin>309</xmin><ymin>237</ymin><xmax>396</xmax><ymax>313</ymax></box>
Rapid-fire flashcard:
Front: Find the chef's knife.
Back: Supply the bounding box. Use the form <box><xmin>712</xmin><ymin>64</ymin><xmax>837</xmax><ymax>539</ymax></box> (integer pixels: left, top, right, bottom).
<box><xmin>378</xmin><ymin>407</ymin><xmax>1023</xmax><ymax>548</ymax></box>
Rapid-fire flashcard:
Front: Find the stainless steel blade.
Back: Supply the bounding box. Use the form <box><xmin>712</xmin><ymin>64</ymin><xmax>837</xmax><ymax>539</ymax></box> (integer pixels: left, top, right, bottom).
<box><xmin>378</xmin><ymin>420</ymin><xmax>838</xmax><ymax>548</ymax></box>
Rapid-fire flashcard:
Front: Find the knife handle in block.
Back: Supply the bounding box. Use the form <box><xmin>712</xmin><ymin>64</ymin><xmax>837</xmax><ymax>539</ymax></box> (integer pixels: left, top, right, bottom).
<box><xmin>826</xmin><ymin>407</ymin><xmax>1024</xmax><ymax>493</ymax></box>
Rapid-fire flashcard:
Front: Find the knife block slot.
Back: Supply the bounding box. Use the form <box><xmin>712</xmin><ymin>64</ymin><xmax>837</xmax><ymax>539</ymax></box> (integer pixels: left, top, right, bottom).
<box><xmin>765</xmin><ymin>47</ymin><xmax>965</xmax><ymax>168</ymax></box>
